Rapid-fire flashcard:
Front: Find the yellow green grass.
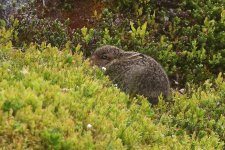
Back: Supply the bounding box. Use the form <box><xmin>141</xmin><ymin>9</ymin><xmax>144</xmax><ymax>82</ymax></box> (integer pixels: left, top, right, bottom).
<box><xmin>0</xmin><ymin>27</ymin><xmax>224</xmax><ymax>149</ymax></box>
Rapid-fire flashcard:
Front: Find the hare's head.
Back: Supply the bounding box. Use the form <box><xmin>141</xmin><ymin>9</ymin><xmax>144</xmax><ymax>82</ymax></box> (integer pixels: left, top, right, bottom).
<box><xmin>90</xmin><ymin>45</ymin><xmax>123</xmax><ymax>68</ymax></box>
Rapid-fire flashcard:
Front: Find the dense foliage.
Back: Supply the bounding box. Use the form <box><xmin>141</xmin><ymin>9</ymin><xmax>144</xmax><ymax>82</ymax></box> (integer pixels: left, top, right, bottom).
<box><xmin>0</xmin><ymin>23</ymin><xmax>225</xmax><ymax>149</ymax></box>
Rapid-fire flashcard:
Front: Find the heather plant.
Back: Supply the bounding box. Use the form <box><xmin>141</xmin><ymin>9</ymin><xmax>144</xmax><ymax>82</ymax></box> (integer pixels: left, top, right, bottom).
<box><xmin>12</xmin><ymin>15</ymin><xmax>70</xmax><ymax>49</ymax></box>
<box><xmin>154</xmin><ymin>73</ymin><xmax>225</xmax><ymax>144</ymax></box>
<box><xmin>0</xmin><ymin>26</ymin><xmax>224</xmax><ymax>149</ymax></box>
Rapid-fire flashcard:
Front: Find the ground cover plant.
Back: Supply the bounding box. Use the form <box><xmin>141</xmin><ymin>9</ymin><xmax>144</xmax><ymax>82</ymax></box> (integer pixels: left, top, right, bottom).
<box><xmin>0</xmin><ymin>23</ymin><xmax>225</xmax><ymax>149</ymax></box>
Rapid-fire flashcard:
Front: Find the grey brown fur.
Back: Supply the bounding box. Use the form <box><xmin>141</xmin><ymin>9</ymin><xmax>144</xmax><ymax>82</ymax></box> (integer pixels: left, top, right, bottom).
<box><xmin>90</xmin><ymin>45</ymin><xmax>170</xmax><ymax>104</ymax></box>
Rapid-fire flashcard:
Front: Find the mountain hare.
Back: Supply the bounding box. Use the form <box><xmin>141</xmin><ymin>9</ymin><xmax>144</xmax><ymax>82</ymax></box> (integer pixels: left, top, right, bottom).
<box><xmin>91</xmin><ymin>45</ymin><xmax>170</xmax><ymax>104</ymax></box>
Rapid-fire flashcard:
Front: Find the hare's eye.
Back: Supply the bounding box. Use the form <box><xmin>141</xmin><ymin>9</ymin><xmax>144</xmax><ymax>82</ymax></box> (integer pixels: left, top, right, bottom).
<box><xmin>102</xmin><ymin>55</ymin><xmax>108</xmax><ymax>59</ymax></box>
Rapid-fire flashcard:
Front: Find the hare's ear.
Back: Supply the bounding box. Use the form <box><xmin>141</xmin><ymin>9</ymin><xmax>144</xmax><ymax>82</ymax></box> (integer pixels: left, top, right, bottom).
<box><xmin>126</xmin><ymin>53</ymin><xmax>143</xmax><ymax>60</ymax></box>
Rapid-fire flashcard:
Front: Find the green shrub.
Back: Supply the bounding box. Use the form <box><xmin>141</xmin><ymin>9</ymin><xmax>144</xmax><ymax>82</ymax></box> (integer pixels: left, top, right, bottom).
<box><xmin>0</xmin><ymin>26</ymin><xmax>224</xmax><ymax>149</ymax></box>
<box><xmin>12</xmin><ymin>15</ymin><xmax>70</xmax><ymax>49</ymax></box>
<box><xmin>154</xmin><ymin>73</ymin><xmax>225</xmax><ymax>144</ymax></box>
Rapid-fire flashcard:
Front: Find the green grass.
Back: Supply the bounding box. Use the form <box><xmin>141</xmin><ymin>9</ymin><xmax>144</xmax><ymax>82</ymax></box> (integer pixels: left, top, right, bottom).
<box><xmin>0</xmin><ymin>27</ymin><xmax>224</xmax><ymax>149</ymax></box>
